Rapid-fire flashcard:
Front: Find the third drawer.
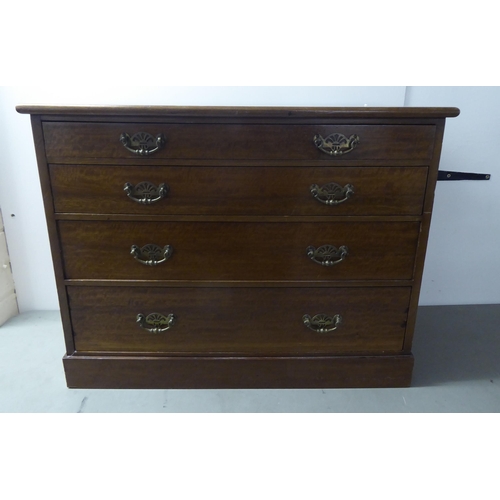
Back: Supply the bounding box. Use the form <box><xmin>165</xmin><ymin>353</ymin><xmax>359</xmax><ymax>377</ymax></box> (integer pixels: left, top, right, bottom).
<box><xmin>50</xmin><ymin>165</ymin><xmax>428</xmax><ymax>216</ymax></box>
<box><xmin>59</xmin><ymin>220</ymin><xmax>420</xmax><ymax>281</ymax></box>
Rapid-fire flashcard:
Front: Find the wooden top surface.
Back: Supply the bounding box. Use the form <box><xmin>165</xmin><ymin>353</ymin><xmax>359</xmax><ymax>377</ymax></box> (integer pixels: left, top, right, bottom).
<box><xmin>16</xmin><ymin>104</ymin><xmax>460</xmax><ymax>119</ymax></box>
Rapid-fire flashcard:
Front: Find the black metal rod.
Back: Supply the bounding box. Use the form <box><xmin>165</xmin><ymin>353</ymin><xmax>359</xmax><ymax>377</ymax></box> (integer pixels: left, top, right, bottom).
<box><xmin>437</xmin><ymin>170</ymin><xmax>491</xmax><ymax>181</ymax></box>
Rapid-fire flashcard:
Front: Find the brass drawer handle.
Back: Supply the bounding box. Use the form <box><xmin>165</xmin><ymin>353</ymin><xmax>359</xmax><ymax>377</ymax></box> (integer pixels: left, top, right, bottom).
<box><xmin>119</xmin><ymin>132</ymin><xmax>166</xmax><ymax>156</ymax></box>
<box><xmin>313</xmin><ymin>133</ymin><xmax>359</xmax><ymax>156</ymax></box>
<box><xmin>310</xmin><ymin>182</ymin><xmax>354</xmax><ymax>205</ymax></box>
<box><xmin>124</xmin><ymin>181</ymin><xmax>169</xmax><ymax>204</ymax></box>
<box><xmin>131</xmin><ymin>244</ymin><xmax>173</xmax><ymax>266</ymax></box>
<box><xmin>303</xmin><ymin>313</ymin><xmax>342</xmax><ymax>333</ymax></box>
<box><xmin>307</xmin><ymin>244</ymin><xmax>348</xmax><ymax>266</ymax></box>
<box><xmin>137</xmin><ymin>313</ymin><xmax>175</xmax><ymax>333</ymax></box>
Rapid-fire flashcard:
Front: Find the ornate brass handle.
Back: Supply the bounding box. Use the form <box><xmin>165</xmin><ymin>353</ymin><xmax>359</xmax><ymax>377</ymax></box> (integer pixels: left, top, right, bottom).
<box><xmin>137</xmin><ymin>312</ymin><xmax>175</xmax><ymax>333</ymax></box>
<box><xmin>310</xmin><ymin>182</ymin><xmax>354</xmax><ymax>205</ymax></box>
<box><xmin>313</xmin><ymin>133</ymin><xmax>359</xmax><ymax>156</ymax></box>
<box><xmin>307</xmin><ymin>245</ymin><xmax>348</xmax><ymax>266</ymax></box>
<box><xmin>124</xmin><ymin>181</ymin><xmax>169</xmax><ymax>204</ymax></box>
<box><xmin>119</xmin><ymin>132</ymin><xmax>166</xmax><ymax>156</ymax></box>
<box><xmin>303</xmin><ymin>313</ymin><xmax>342</xmax><ymax>333</ymax></box>
<box><xmin>131</xmin><ymin>244</ymin><xmax>172</xmax><ymax>266</ymax></box>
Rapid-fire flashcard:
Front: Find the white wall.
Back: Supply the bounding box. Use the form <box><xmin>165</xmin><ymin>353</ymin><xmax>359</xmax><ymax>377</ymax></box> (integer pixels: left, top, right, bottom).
<box><xmin>406</xmin><ymin>87</ymin><xmax>500</xmax><ymax>305</ymax></box>
<box><xmin>0</xmin><ymin>86</ymin><xmax>498</xmax><ymax>310</ymax></box>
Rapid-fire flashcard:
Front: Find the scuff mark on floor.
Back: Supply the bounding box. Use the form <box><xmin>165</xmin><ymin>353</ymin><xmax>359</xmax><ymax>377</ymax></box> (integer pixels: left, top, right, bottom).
<box><xmin>77</xmin><ymin>396</ymin><xmax>88</xmax><ymax>413</ymax></box>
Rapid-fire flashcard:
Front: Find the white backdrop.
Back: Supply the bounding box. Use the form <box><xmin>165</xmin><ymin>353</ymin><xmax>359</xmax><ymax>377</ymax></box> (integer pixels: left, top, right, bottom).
<box><xmin>0</xmin><ymin>86</ymin><xmax>498</xmax><ymax>311</ymax></box>
<box><xmin>405</xmin><ymin>87</ymin><xmax>500</xmax><ymax>305</ymax></box>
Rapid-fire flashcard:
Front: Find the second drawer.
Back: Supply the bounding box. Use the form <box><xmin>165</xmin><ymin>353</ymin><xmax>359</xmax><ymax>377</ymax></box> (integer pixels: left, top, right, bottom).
<box><xmin>59</xmin><ymin>220</ymin><xmax>420</xmax><ymax>281</ymax></box>
<box><xmin>50</xmin><ymin>165</ymin><xmax>428</xmax><ymax>216</ymax></box>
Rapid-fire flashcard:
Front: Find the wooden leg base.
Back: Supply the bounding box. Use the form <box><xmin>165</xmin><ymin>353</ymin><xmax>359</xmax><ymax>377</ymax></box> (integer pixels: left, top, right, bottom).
<box><xmin>63</xmin><ymin>354</ymin><xmax>414</xmax><ymax>389</ymax></box>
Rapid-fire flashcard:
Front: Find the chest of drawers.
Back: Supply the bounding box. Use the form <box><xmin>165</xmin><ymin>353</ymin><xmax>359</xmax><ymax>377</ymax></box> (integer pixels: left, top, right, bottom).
<box><xmin>17</xmin><ymin>105</ymin><xmax>459</xmax><ymax>388</ymax></box>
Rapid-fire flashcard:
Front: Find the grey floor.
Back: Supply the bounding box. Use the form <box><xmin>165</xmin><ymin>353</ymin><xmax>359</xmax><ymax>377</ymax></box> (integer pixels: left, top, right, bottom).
<box><xmin>1</xmin><ymin>305</ymin><xmax>499</xmax><ymax>412</ymax></box>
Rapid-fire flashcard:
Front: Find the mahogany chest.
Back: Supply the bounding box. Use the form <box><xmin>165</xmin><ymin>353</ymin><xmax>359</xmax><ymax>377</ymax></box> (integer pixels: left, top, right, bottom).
<box><xmin>17</xmin><ymin>105</ymin><xmax>459</xmax><ymax>388</ymax></box>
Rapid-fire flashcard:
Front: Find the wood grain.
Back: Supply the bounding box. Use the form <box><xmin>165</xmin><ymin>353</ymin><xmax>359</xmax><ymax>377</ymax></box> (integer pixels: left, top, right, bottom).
<box><xmin>58</xmin><ymin>220</ymin><xmax>421</xmax><ymax>281</ymax></box>
<box><xmin>68</xmin><ymin>286</ymin><xmax>411</xmax><ymax>354</ymax></box>
<box><xmin>50</xmin><ymin>165</ymin><xmax>428</xmax><ymax>216</ymax></box>
<box><xmin>43</xmin><ymin>122</ymin><xmax>436</xmax><ymax>162</ymax></box>
<box><xmin>63</xmin><ymin>353</ymin><xmax>415</xmax><ymax>388</ymax></box>
<box><xmin>16</xmin><ymin>104</ymin><xmax>460</xmax><ymax>119</ymax></box>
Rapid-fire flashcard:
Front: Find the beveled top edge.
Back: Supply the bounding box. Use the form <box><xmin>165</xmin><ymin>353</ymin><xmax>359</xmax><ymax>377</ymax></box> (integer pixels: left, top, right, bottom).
<box><xmin>16</xmin><ymin>104</ymin><xmax>460</xmax><ymax>118</ymax></box>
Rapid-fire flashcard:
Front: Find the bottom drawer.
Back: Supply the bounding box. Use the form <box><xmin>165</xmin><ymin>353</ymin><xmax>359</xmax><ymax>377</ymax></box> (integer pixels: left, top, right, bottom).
<box><xmin>68</xmin><ymin>286</ymin><xmax>411</xmax><ymax>355</ymax></box>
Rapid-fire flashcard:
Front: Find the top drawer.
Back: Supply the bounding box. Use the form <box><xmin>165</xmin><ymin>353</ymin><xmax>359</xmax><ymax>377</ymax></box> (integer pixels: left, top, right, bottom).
<box><xmin>42</xmin><ymin>122</ymin><xmax>436</xmax><ymax>163</ymax></box>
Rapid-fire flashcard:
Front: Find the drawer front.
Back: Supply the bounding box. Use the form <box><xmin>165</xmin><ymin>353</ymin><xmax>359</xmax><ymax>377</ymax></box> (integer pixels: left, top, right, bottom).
<box><xmin>43</xmin><ymin>122</ymin><xmax>436</xmax><ymax>162</ymax></box>
<box><xmin>68</xmin><ymin>286</ymin><xmax>411</xmax><ymax>354</ymax></box>
<box><xmin>50</xmin><ymin>165</ymin><xmax>428</xmax><ymax>216</ymax></box>
<box><xmin>59</xmin><ymin>220</ymin><xmax>420</xmax><ymax>281</ymax></box>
